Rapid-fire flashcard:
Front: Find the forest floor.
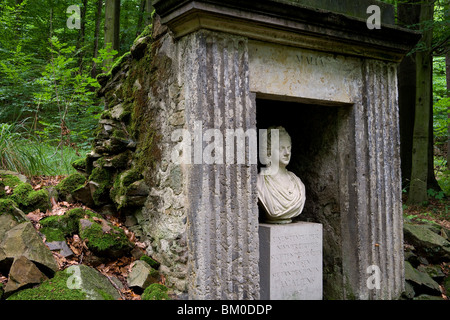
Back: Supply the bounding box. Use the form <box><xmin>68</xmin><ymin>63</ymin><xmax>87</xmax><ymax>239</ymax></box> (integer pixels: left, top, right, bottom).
<box><xmin>0</xmin><ymin>175</ymin><xmax>147</xmax><ymax>300</ymax></box>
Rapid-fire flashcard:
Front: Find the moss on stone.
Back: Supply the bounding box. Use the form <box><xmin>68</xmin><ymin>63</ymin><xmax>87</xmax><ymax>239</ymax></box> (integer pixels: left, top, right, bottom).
<box><xmin>10</xmin><ymin>183</ymin><xmax>33</xmax><ymax>206</ymax></box>
<box><xmin>141</xmin><ymin>283</ymin><xmax>170</xmax><ymax>300</ymax></box>
<box><xmin>71</xmin><ymin>158</ymin><xmax>87</xmax><ymax>172</ymax></box>
<box><xmin>27</xmin><ymin>189</ymin><xmax>51</xmax><ymax>212</ymax></box>
<box><xmin>110</xmin><ymin>168</ymin><xmax>143</xmax><ymax>209</ymax></box>
<box><xmin>7</xmin><ymin>269</ymin><xmax>87</xmax><ymax>300</ymax></box>
<box><xmin>40</xmin><ymin>226</ymin><xmax>66</xmax><ymax>242</ymax></box>
<box><xmin>0</xmin><ymin>198</ymin><xmax>18</xmax><ymax>216</ymax></box>
<box><xmin>110</xmin><ymin>151</ymin><xmax>131</xmax><ymax>169</ymax></box>
<box><xmin>0</xmin><ymin>174</ymin><xmax>22</xmax><ymax>189</ymax></box>
<box><xmin>56</xmin><ymin>173</ymin><xmax>86</xmax><ymax>196</ymax></box>
<box><xmin>122</xmin><ymin>169</ymin><xmax>143</xmax><ymax>187</ymax></box>
<box><xmin>89</xmin><ymin>167</ymin><xmax>114</xmax><ymax>206</ymax></box>
<box><xmin>79</xmin><ymin>218</ymin><xmax>132</xmax><ymax>257</ymax></box>
<box><xmin>10</xmin><ymin>182</ymin><xmax>50</xmax><ymax>213</ymax></box>
<box><xmin>140</xmin><ymin>255</ymin><xmax>160</xmax><ymax>269</ymax></box>
<box><xmin>110</xmin><ymin>52</ymin><xmax>132</xmax><ymax>76</ymax></box>
<box><xmin>40</xmin><ymin>208</ymin><xmax>101</xmax><ymax>239</ymax></box>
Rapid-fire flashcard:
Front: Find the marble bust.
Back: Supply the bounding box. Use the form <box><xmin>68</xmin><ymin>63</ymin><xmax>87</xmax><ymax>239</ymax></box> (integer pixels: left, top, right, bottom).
<box><xmin>257</xmin><ymin>126</ymin><xmax>306</xmax><ymax>224</ymax></box>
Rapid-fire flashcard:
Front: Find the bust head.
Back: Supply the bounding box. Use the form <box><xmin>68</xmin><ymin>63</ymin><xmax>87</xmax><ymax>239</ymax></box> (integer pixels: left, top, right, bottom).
<box><xmin>266</xmin><ymin>126</ymin><xmax>292</xmax><ymax>170</ymax></box>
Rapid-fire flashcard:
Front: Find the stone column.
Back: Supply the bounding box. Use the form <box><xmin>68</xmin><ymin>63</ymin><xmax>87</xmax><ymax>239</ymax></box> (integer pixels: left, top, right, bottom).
<box><xmin>343</xmin><ymin>60</ymin><xmax>404</xmax><ymax>299</ymax></box>
<box><xmin>178</xmin><ymin>30</ymin><xmax>260</xmax><ymax>300</ymax></box>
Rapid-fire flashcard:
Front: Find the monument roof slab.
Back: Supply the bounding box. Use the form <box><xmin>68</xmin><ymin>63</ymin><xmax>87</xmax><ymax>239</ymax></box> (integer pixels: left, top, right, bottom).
<box><xmin>154</xmin><ymin>0</ymin><xmax>421</xmax><ymax>62</ymax></box>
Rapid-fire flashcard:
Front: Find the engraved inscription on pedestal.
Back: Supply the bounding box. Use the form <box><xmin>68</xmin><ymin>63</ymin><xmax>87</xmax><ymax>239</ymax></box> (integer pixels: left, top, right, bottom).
<box><xmin>259</xmin><ymin>222</ymin><xmax>323</xmax><ymax>300</ymax></box>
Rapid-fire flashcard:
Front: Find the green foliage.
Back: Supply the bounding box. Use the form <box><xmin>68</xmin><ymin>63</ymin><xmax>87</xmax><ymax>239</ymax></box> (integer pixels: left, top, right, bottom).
<box><xmin>432</xmin><ymin>57</ymin><xmax>449</xmax><ymax>139</ymax></box>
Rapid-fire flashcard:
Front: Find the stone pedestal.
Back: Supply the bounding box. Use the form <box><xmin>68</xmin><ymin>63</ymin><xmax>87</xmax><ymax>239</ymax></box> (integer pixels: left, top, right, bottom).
<box><xmin>259</xmin><ymin>222</ymin><xmax>323</xmax><ymax>300</ymax></box>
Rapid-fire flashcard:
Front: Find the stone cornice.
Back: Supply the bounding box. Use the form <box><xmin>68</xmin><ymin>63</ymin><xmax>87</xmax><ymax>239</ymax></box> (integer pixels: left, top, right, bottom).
<box><xmin>154</xmin><ymin>0</ymin><xmax>421</xmax><ymax>62</ymax></box>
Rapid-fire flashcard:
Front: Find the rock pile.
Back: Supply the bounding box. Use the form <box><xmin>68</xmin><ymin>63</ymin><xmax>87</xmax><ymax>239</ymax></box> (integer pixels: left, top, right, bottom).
<box><xmin>0</xmin><ymin>171</ymin><xmax>166</xmax><ymax>300</ymax></box>
<box><xmin>403</xmin><ymin>220</ymin><xmax>450</xmax><ymax>300</ymax></box>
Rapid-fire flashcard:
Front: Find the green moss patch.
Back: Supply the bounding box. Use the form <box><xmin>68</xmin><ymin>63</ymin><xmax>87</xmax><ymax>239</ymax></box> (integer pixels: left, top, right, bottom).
<box><xmin>10</xmin><ymin>182</ymin><xmax>50</xmax><ymax>213</ymax></box>
<box><xmin>0</xmin><ymin>174</ymin><xmax>22</xmax><ymax>189</ymax></box>
<box><xmin>39</xmin><ymin>208</ymin><xmax>101</xmax><ymax>240</ymax></box>
<box><xmin>140</xmin><ymin>255</ymin><xmax>160</xmax><ymax>269</ymax></box>
<box><xmin>7</xmin><ymin>269</ymin><xmax>87</xmax><ymax>300</ymax></box>
<box><xmin>0</xmin><ymin>198</ymin><xmax>18</xmax><ymax>216</ymax></box>
<box><xmin>89</xmin><ymin>167</ymin><xmax>114</xmax><ymax>206</ymax></box>
<box><xmin>141</xmin><ymin>283</ymin><xmax>170</xmax><ymax>300</ymax></box>
<box><xmin>71</xmin><ymin>158</ymin><xmax>87</xmax><ymax>172</ymax></box>
<box><xmin>56</xmin><ymin>173</ymin><xmax>86</xmax><ymax>195</ymax></box>
<box><xmin>79</xmin><ymin>218</ymin><xmax>133</xmax><ymax>258</ymax></box>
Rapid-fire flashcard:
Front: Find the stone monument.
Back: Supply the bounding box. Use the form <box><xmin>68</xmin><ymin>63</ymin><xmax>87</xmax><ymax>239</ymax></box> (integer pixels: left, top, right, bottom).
<box><xmin>136</xmin><ymin>0</ymin><xmax>421</xmax><ymax>299</ymax></box>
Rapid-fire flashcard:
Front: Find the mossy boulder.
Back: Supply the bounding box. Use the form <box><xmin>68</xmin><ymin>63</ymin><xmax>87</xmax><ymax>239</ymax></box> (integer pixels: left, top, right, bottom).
<box><xmin>10</xmin><ymin>182</ymin><xmax>50</xmax><ymax>213</ymax></box>
<box><xmin>141</xmin><ymin>283</ymin><xmax>170</xmax><ymax>300</ymax></box>
<box><xmin>404</xmin><ymin>221</ymin><xmax>450</xmax><ymax>263</ymax></box>
<box><xmin>39</xmin><ymin>208</ymin><xmax>101</xmax><ymax>241</ymax></box>
<box><xmin>79</xmin><ymin>217</ymin><xmax>133</xmax><ymax>258</ymax></box>
<box><xmin>55</xmin><ymin>173</ymin><xmax>86</xmax><ymax>201</ymax></box>
<box><xmin>7</xmin><ymin>264</ymin><xmax>121</xmax><ymax>300</ymax></box>
<box><xmin>0</xmin><ymin>171</ymin><xmax>27</xmax><ymax>188</ymax></box>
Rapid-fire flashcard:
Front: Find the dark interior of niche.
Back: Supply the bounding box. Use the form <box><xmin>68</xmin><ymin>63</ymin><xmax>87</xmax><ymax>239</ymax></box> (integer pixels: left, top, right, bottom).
<box><xmin>256</xmin><ymin>97</ymin><xmax>350</xmax><ymax>299</ymax></box>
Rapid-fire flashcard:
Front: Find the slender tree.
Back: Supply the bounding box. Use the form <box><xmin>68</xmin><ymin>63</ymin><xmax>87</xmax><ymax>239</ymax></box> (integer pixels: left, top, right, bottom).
<box><xmin>408</xmin><ymin>0</ymin><xmax>435</xmax><ymax>204</ymax></box>
<box><xmin>91</xmin><ymin>0</ymin><xmax>103</xmax><ymax>78</ymax></box>
<box><xmin>104</xmin><ymin>0</ymin><xmax>120</xmax><ymax>69</ymax></box>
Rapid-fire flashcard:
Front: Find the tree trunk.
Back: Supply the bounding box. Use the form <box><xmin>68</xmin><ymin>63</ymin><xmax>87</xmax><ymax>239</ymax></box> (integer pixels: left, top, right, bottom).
<box><xmin>77</xmin><ymin>0</ymin><xmax>88</xmax><ymax>73</ymax></box>
<box><xmin>136</xmin><ymin>0</ymin><xmax>146</xmax><ymax>37</ymax></box>
<box><xmin>104</xmin><ymin>0</ymin><xmax>120</xmax><ymax>69</ymax></box>
<box><xmin>398</xmin><ymin>0</ymin><xmax>421</xmax><ymax>189</ymax></box>
<box><xmin>446</xmin><ymin>51</ymin><xmax>450</xmax><ymax>169</ymax></box>
<box><xmin>408</xmin><ymin>0</ymin><xmax>434</xmax><ymax>204</ymax></box>
<box><xmin>91</xmin><ymin>0</ymin><xmax>103</xmax><ymax>77</ymax></box>
<box><xmin>145</xmin><ymin>0</ymin><xmax>154</xmax><ymax>26</ymax></box>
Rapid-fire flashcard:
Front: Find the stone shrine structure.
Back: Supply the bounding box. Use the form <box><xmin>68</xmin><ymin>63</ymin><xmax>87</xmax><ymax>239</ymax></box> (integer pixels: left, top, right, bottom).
<box><xmin>93</xmin><ymin>0</ymin><xmax>421</xmax><ymax>300</ymax></box>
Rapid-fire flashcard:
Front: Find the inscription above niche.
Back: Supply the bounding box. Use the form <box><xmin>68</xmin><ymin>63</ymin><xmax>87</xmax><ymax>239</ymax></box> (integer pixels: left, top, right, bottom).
<box><xmin>248</xmin><ymin>40</ymin><xmax>362</xmax><ymax>104</ymax></box>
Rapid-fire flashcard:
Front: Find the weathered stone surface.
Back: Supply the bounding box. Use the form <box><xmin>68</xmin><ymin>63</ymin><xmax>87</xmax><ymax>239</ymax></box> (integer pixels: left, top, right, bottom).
<box><xmin>405</xmin><ymin>261</ymin><xmax>441</xmax><ymax>296</ymax></box>
<box><xmin>45</xmin><ymin>241</ymin><xmax>74</xmax><ymax>258</ymax></box>
<box><xmin>403</xmin><ymin>222</ymin><xmax>450</xmax><ymax>263</ymax></box>
<box><xmin>127</xmin><ymin>260</ymin><xmax>159</xmax><ymax>290</ymax></box>
<box><xmin>65</xmin><ymin>265</ymin><xmax>121</xmax><ymax>300</ymax></box>
<box><xmin>0</xmin><ymin>222</ymin><xmax>58</xmax><ymax>276</ymax></box>
<box><xmin>0</xmin><ymin>206</ymin><xmax>28</xmax><ymax>243</ymax></box>
<box><xmin>72</xmin><ymin>184</ymin><xmax>95</xmax><ymax>208</ymax></box>
<box><xmin>4</xmin><ymin>256</ymin><xmax>48</xmax><ymax>295</ymax></box>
